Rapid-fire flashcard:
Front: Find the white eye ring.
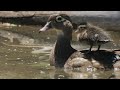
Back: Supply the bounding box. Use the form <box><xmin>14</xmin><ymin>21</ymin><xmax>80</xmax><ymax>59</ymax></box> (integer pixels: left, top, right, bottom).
<box><xmin>79</xmin><ymin>25</ymin><xmax>87</xmax><ymax>29</ymax></box>
<box><xmin>56</xmin><ymin>16</ymin><xmax>65</xmax><ymax>22</ymax></box>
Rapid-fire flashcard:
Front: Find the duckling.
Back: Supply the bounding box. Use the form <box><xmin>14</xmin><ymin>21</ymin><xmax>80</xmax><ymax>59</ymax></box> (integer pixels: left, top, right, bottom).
<box><xmin>75</xmin><ymin>22</ymin><xmax>112</xmax><ymax>52</ymax></box>
<box><xmin>39</xmin><ymin>14</ymin><xmax>77</xmax><ymax>68</ymax></box>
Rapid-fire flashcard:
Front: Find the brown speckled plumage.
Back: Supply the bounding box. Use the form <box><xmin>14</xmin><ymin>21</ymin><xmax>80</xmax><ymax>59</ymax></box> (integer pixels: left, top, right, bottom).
<box><xmin>76</xmin><ymin>22</ymin><xmax>112</xmax><ymax>51</ymax></box>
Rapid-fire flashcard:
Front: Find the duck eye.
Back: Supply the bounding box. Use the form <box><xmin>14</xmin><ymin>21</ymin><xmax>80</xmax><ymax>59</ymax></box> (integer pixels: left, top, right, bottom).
<box><xmin>80</xmin><ymin>27</ymin><xmax>86</xmax><ymax>29</ymax></box>
<box><xmin>79</xmin><ymin>25</ymin><xmax>87</xmax><ymax>29</ymax></box>
<box><xmin>56</xmin><ymin>16</ymin><xmax>65</xmax><ymax>22</ymax></box>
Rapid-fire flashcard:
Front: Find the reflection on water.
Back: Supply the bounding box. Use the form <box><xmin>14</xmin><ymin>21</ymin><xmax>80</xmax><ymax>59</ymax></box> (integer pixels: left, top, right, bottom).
<box><xmin>0</xmin><ymin>25</ymin><xmax>120</xmax><ymax>79</ymax></box>
<box><xmin>0</xmin><ymin>30</ymin><xmax>39</xmax><ymax>45</ymax></box>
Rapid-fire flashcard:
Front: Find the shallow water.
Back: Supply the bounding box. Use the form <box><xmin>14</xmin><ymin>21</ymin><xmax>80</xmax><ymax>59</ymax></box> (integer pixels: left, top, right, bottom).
<box><xmin>0</xmin><ymin>25</ymin><xmax>120</xmax><ymax>79</ymax></box>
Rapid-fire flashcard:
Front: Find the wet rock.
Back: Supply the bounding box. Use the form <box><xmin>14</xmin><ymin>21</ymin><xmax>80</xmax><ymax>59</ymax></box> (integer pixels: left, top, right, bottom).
<box><xmin>64</xmin><ymin>51</ymin><xmax>92</xmax><ymax>70</ymax></box>
<box><xmin>113</xmin><ymin>61</ymin><xmax>120</xmax><ymax>71</ymax></box>
<box><xmin>64</xmin><ymin>50</ymin><xmax>120</xmax><ymax>71</ymax></box>
<box><xmin>92</xmin><ymin>59</ymin><xmax>104</xmax><ymax>69</ymax></box>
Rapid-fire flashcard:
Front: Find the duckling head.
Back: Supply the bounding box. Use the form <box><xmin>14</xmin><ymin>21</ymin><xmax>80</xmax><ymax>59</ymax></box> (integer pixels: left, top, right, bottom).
<box><xmin>75</xmin><ymin>22</ymin><xmax>88</xmax><ymax>33</ymax></box>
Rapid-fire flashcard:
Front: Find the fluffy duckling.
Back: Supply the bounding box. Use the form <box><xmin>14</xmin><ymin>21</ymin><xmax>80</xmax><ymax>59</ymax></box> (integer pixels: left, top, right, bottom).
<box><xmin>75</xmin><ymin>22</ymin><xmax>112</xmax><ymax>52</ymax></box>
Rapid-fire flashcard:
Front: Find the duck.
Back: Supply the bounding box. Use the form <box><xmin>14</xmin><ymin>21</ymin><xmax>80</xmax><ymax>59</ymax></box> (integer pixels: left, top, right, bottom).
<box><xmin>39</xmin><ymin>14</ymin><xmax>77</xmax><ymax>68</ymax></box>
<box><xmin>39</xmin><ymin>14</ymin><xmax>120</xmax><ymax>71</ymax></box>
<box><xmin>75</xmin><ymin>22</ymin><xmax>112</xmax><ymax>52</ymax></box>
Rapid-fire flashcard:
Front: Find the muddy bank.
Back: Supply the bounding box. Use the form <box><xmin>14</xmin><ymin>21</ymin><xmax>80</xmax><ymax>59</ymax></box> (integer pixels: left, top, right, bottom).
<box><xmin>0</xmin><ymin>11</ymin><xmax>50</xmax><ymax>26</ymax></box>
<box><xmin>0</xmin><ymin>11</ymin><xmax>120</xmax><ymax>30</ymax></box>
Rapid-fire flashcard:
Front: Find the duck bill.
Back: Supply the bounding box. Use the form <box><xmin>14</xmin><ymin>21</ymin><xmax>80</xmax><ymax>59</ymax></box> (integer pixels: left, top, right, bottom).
<box><xmin>75</xmin><ymin>29</ymin><xmax>79</xmax><ymax>33</ymax></box>
<box><xmin>39</xmin><ymin>21</ymin><xmax>51</xmax><ymax>33</ymax></box>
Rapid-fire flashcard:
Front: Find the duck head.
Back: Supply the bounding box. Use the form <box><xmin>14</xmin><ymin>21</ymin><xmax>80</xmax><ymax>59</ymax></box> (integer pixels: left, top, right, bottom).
<box><xmin>39</xmin><ymin>14</ymin><xmax>77</xmax><ymax>33</ymax></box>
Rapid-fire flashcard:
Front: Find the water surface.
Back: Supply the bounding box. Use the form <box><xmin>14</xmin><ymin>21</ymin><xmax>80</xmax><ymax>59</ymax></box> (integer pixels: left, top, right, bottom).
<box><xmin>0</xmin><ymin>25</ymin><xmax>120</xmax><ymax>79</ymax></box>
